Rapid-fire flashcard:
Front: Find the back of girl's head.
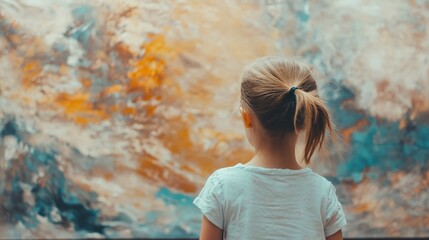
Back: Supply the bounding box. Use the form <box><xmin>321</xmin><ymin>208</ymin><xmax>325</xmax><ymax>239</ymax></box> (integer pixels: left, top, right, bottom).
<box><xmin>240</xmin><ymin>56</ymin><xmax>335</xmax><ymax>164</ymax></box>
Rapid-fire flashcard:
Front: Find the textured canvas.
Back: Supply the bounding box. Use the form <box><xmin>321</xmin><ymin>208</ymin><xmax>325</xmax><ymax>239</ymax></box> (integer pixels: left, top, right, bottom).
<box><xmin>0</xmin><ymin>0</ymin><xmax>428</xmax><ymax>238</ymax></box>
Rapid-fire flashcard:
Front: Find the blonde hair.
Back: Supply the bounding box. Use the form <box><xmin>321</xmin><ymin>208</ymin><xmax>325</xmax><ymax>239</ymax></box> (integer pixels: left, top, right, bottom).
<box><xmin>240</xmin><ymin>56</ymin><xmax>336</xmax><ymax>164</ymax></box>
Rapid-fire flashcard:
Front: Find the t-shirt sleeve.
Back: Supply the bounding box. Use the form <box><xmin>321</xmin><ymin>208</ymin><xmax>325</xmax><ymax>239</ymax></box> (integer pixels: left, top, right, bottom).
<box><xmin>193</xmin><ymin>172</ymin><xmax>224</xmax><ymax>229</ymax></box>
<box><xmin>324</xmin><ymin>183</ymin><xmax>347</xmax><ymax>237</ymax></box>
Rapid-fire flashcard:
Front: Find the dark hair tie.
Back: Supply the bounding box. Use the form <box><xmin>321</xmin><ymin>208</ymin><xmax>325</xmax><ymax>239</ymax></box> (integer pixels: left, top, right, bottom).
<box><xmin>289</xmin><ymin>86</ymin><xmax>300</xmax><ymax>94</ymax></box>
<box><xmin>279</xmin><ymin>86</ymin><xmax>300</xmax><ymax>105</ymax></box>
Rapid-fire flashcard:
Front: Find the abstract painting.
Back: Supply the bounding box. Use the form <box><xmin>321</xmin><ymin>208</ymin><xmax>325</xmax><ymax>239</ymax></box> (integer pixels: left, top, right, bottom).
<box><xmin>0</xmin><ymin>0</ymin><xmax>428</xmax><ymax>238</ymax></box>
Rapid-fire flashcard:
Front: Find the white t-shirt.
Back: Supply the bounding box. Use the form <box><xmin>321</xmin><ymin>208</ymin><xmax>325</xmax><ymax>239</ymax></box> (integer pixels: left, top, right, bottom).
<box><xmin>193</xmin><ymin>163</ymin><xmax>346</xmax><ymax>239</ymax></box>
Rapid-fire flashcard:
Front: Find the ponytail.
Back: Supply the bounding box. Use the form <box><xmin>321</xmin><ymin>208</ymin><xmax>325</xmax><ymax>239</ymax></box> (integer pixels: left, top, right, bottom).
<box><xmin>294</xmin><ymin>89</ymin><xmax>335</xmax><ymax>164</ymax></box>
<box><xmin>240</xmin><ymin>56</ymin><xmax>337</xmax><ymax>164</ymax></box>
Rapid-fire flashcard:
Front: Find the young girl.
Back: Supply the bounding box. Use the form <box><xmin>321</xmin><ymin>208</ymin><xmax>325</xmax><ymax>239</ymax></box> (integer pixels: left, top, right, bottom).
<box><xmin>193</xmin><ymin>56</ymin><xmax>346</xmax><ymax>240</ymax></box>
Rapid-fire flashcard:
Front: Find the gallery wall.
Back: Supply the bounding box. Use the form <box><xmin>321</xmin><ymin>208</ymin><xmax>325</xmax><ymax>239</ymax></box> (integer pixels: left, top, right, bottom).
<box><xmin>0</xmin><ymin>0</ymin><xmax>428</xmax><ymax>238</ymax></box>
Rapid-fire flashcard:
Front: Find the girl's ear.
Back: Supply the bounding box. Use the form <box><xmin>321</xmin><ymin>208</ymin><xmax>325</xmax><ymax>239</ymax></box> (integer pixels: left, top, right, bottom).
<box><xmin>240</xmin><ymin>106</ymin><xmax>253</xmax><ymax>128</ymax></box>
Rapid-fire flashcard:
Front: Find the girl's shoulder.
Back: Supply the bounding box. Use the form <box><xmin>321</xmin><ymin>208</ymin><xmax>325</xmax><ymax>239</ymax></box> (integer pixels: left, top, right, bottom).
<box><xmin>209</xmin><ymin>165</ymin><xmax>242</xmax><ymax>183</ymax></box>
<box><xmin>212</xmin><ymin>164</ymin><xmax>335</xmax><ymax>193</ymax></box>
<box><xmin>205</xmin><ymin>164</ymin><xmax>254</xmax><ymax>189</ymax></box>
<box><xmin>210</xmin><ymin>163</ymin><xmax>335</xmax><ymax>187</ymax></box>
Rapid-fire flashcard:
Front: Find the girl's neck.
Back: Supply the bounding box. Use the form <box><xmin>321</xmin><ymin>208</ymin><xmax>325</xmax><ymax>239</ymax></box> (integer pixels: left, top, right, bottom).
<box><xmin>245</xmin><ymin>135</ymin><xmax>302</xmax><ymax>170</ymax></box>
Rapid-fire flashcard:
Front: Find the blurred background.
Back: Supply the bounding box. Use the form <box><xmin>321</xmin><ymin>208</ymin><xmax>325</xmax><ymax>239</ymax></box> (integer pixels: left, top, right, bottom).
<box><xmin>0</xmin><ymin>0</ymin><xmax>428</xmax><ymax>238</ymax></box>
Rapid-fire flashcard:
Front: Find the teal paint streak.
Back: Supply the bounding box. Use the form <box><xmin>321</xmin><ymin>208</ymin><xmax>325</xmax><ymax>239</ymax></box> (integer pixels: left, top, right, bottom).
<box><xmin>324</xmin><ymin>83</ymin><xmax>367</xmax><ymax>129</ymax></box>
<box><xmin>296</xmin><ymin>10</ymin><xmax>310</xmax><ymax>22</ymax></box>
<box><xmin>155</xmin><ymin>187</ymin><xmax>194</xmax><ymax>206</ymax></box>
<box><xmin>70</xmin><ymin>6</ymin><xmax>96</xmax><ymax>47</ymax></box>
<box><xmin>0</xmin><ymin>120</ymin><xmax>107</xmax><ymax>235</ymax></box>
<box><xmin>148</xmin><ymin>187</ymin><xmax>200</xmax><ymax>238</ymax></box>
<box><xmin>338</xmin><ymin>118</ymin><xmax>429</xmax><ymax>181</ymax></box>
<box><xmin>320</xmin><ymin>81</ymin><xmax>429</xmax><ymax>182</ymax></box>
